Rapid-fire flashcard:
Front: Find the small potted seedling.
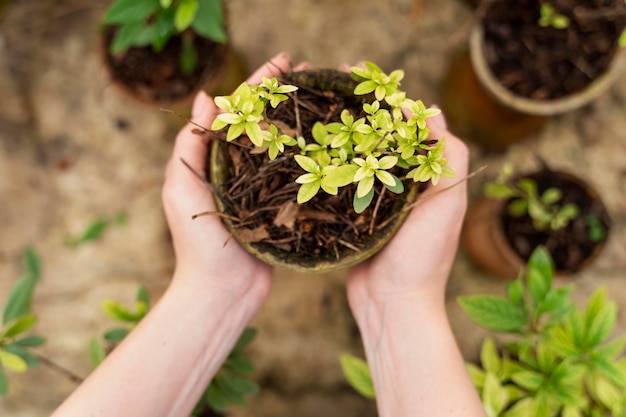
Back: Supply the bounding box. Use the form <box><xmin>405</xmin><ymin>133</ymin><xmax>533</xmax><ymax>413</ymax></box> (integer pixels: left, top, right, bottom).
<box><xmin>200</xmin><ymin>62</ymin><xmax>453</xmax><ymax>272</ymax></box>
<box><xmin>459</xmin><ymin>246</ymin><xmax>626</xmax><ymax>416</ymax></box>
<box><xmin>441</xmin><ymin>0</ymin><xmax>626</xmax><ymax>150</ymax></box>
<box><xmin>100</xmin><ymin>0</ymin><xmax>236</xmax><ymax>106</ymax></box>
<box><xmin>463</xmin><ymin>162</ymin><xmax>610</xmax><ymax>278</ymax></box>
<box><xmin>89</xmin><ymin>286</ymin><xmax>259</xmax><ymax>416</ymax></box>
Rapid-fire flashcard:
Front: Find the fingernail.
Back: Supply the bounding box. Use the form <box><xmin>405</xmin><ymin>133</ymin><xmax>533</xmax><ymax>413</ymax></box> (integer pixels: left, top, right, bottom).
<box><xmin>192</xmin><ymin>91</ymin><xmax>211</xmax><ymax>119</ymax></box>
<box><xmin>429</xmin><ymin>105</ymin><xmax>448</xmax><ymax>130</ymax></box>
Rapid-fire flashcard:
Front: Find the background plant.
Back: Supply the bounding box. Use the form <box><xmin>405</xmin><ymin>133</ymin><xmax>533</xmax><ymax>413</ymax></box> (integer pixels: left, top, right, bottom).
<box><xmin>538</xmin><ymin>3</ymin><xmax>570</xmax><ymax>29</ymax></box>
<box><xmin>484</xmin><ymin>164</ymin><xmax>580</xmax><ymax>233</ymax></box>
<box><xmin>0</xmin><ymin>249</ymin><xmax>45</xmax><ymax>396</ymax></box>
<box><xmin>102</xmin><ymin>0</ymin><xmax>227</xmax><ymax>74</ymax></box>
<box><xmin>459</xmin><ymin>246</ymin><xmax>626</xmax><ymax>417</ymax></box>
<box><xmin>89</xmin><ymin>286</ymin><xmax>259</xmax><ymax>416</ymax></box>
<box><xmin>211</xmin><ymin>61</ymin><xmax>454</xmax><ymax>213</ymax></box>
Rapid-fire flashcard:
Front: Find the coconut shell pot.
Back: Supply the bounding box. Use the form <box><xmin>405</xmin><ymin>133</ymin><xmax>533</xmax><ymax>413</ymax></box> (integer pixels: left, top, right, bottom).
<box><xmin>463</xmin><ymin>168</ymin><xmax>611</xmax><ymax>279</ymax></box>
<box><xmin>208</xmin><ymin>69</ymin><xmax>422</xmax><ymax>273</ymax></box>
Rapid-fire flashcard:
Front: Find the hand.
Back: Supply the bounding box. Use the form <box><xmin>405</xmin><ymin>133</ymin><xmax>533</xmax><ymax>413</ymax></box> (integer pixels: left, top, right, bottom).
<box><xmin>162</xmin><ymin>52</ymin><xmax>299</xmax><ymax>301</ymax></box>
<box><xmin>346</xmin><ymin>111</ymin><xmax>469</xmax><ymax>312</ymax></box>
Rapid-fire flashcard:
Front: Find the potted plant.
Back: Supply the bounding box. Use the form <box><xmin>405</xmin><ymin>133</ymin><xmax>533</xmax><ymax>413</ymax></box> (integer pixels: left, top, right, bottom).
<box><xmin>458</xmin><ymin>246</ymin><xmax>626</xmax><ymax>416</ymax></box>
<box><xmin>463</xmin><ymin>161</ymin><xmax>611</xmax><ymax>279</ymax></box>
<box><xmin>199</xmin><ymin>62</ymin><xmax>453</xmax><ymax>273</ymax></box>
<box><xmin>441</xmin><ymin>0</ymin><xmax>626</xmax><ymax>151</ymax></box>
<box><xmin>100</xmin><ymin>0</ymin><xmax>239</xmax><ymax>106</ymax></box>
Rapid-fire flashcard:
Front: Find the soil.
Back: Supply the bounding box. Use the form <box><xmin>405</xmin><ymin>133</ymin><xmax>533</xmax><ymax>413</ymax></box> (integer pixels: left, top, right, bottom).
<box><xmin>102</xmin><ymin>27</ymin><xmax>228</xmax><ymax>104</ymax></box>
<box><xmin>500</xmin><ymin>167</ymin><xmax>611</xmax><ymax>272</ymax></box>
<box><xmin>206</xmin><ymin>70</ymin><xmax>421</xmax><ymax>267</ymax></box>
<box><xmin>482</xmin><ymin>0</ymin><xmax>626</xmax><ymax>99</ymax></box>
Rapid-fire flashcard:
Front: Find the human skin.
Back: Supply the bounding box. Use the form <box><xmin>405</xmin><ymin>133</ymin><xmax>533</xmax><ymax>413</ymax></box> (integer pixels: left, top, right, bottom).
<box><xmin>346</xmin><ymin>114</ymin><xmax>486</xmax><ymax>416</ymax></box>
<box><xmin>51</xmin><ymin>52</ymin><xmax>485</xmax><ymax>417</ymax></box>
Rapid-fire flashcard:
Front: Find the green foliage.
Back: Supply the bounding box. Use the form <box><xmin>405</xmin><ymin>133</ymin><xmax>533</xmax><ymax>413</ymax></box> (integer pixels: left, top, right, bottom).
<box><xmin>90</xmin><ymin>286</ymin><xmax>259</xmax><ymax>416</ymax></box>
<box><xmin>65</xmin><ymin>212</ymin><xmax>127</xmax><ymax>248</ymax></box>
<box><xmin>459</xmin><ymin>246</ymin><xmax>626</xmax><ymax>417</ymax></box>
<box><xmin>538</xmin><ymin>3</ymin><xmax>570</xmax><ymax>29</ymax></box>
<box><xmin>484</xmin><ymin>165</ymin><xmax>580</xmax><ymax>233</ymax></box>
<box><xmin>340</xmin><ymin>353</ymin><xmax>375</xmax><ymax>399</ymax></box>
<box><xmin>0</xmin><ymin>249</ymin><xmax>46</xmax><ymax>396</ymax></box>
<box><xmin>102</xmin><ymin>0</ymin><xmax>226</xmax><ymax>73</ymax></box>
<box><xmin>211</xmin><ymin>62</ymin><xmax>454</xmax><ymax>213</ymax></box>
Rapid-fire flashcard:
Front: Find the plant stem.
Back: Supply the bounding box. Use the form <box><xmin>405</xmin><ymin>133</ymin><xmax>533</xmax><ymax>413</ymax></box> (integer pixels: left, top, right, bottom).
<box><xmin>34</xmin><ymin>352</ymin><xmax>85</xmax><ymax>384</ymax></box>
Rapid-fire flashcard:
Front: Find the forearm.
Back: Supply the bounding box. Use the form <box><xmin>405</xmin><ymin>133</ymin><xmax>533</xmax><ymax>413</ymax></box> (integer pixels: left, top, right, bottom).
<box><xmin>353</xmin><ymin>290</ymin><xmax>485</xmax><ymax>417</ymax></box>
<box><xmin>52</xmin><ymin>274</ymin><xmax>266</xmax><ymax>417</ymax></box>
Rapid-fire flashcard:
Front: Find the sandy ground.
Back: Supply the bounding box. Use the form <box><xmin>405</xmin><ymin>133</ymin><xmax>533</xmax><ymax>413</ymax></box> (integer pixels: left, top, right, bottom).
<box><xmin>1</xmin><ymin>0</ymin><xmax>626</xmax><ymax>416</ymax></box>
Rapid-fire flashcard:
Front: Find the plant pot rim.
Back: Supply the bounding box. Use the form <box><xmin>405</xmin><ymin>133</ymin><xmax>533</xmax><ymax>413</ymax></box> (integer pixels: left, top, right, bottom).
<box><xmin>469</xmin><ymin>24</ymin><xmax>626</xmax><ymax>116</ymax></box>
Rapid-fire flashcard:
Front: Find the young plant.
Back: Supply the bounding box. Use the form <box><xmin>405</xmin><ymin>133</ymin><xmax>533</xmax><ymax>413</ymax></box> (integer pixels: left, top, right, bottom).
<box><xmin>0</xmin><ymin>249</ymin><xmax>46</xmax><ymax>396</ymax></box>
<box><xmin>538</xmin><ymin>3</ymin><xmax>570</xmax><ymax>29</ymax></box>
<box><xmin>211</xmin><ymin>61</ymin><xmax>454</xmax><ymax>213</ymax></box>
<box><xmin>459</xmin><ymin>246</ymin><xmax>626</xmax><ymax>417</ymax></box>
<box><xmin>102</xmin><ymin>0</ymin><xmax>227</xmax><ymax>74</ymax></box>
<box><xmin>484</xmin><ymin>164</ymin><xmax>580</xmax><ymax>233</ymax></box>
<box><xmin>339</xmin><ymin>353</ymin><xmax>375</xmax><ymax>400</ymax></box>
<box><xmin>89</xmin><ymin>286</ymin><xmax>259</xmax><ymax>416</ymax></box>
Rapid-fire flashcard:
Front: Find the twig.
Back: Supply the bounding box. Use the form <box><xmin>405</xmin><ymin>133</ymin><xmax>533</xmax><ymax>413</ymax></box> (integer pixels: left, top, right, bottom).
<box><xmin>34</xmin><ymin>353</ymin><xmax>84</xmax><ymax>385</ymax></box>
<box><xmin>369</xmin><ymin>186</ymin><xmax>386</xmax><ymax>235</ymax></box>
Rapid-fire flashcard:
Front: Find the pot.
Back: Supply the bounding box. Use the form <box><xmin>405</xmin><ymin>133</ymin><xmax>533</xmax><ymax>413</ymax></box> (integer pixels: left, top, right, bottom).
<box><xmin>463</xmin><ymin>169</ymin><xmax>611</xmax><ymax>278</ymax></box>
<box><xmin>208</xmin><ymin>69</ymin><xmax>421</xmax><ymax>273</ymax></box>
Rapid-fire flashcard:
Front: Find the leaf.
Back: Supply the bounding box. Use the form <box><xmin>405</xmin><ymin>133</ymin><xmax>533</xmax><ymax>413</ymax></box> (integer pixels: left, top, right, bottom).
<box><xmin>3</xmin><ymin>344</ymin><xmax>39</xmax><ymax>368</ymax></box>
<box><xmin>174</xmin><ymin>0</ymin><xmax>198</xmax><ymax>32</ymax></box>
<box><xmin>353</xmin><ymin>187</ymin><xmax>374</xmax><ymax>214</ymax></box>
<box><xmin>340</xmin><ymin>354</ymin><xmax>375</xmax><ymax>399</ymax></box>
<box><xmin>191</xmin><ymin>0</ymin><xmax>227</xmax><ymax>43</ymax></box>
<box><xmin>294</xmin><ymin>155</ymin><xmax>319</xmax><ymax>173</ymax></box>
<box><xmin>467</xmin><ymin>363</ymin><xmax>486</xmax><ymax>390</ymax></box>
<box><xmin>383</xmin><ymin>173</ymin><xmax>404</xmax><ymax>194</ymax></box>
<box><xmin>23</xmin><ymin>248</ymin><xmax>41</xmax><ymax>281</ymax></box>
<box><xmin>219</xmin><ymin>370</ymin><xmax>259</xmax><ymax>396</ymax></box>
<box><xmin>297</xmin><ymin>181</ymin><xmax>321</xmax><ymax>204</ymax></box>
<box><xmin>0</xmin><ymin>366</ymin><xmax>8</xmax><ymax>396</ymax></box>
<box><xmin>584</xmin><ymin>288</ymin><xmax>615</xmax><ymax>347</ymax></box>
<box><xmin>223</xmin><ymin>353</ymin><xmax>254</xmax><ymax>375</ymax></box>
<box><xmin>322</xmin><ymin>164</ymin><xmax>358</xmax><ymax>188</ymax></box>
<box><xmin>484</xmin><ymin>183</ymin><xmax>517</xmax><ymax>200</ymax></box>
<box><xmin>480</xmin><ymin>338</ymin><xmax>501</xmax><ymax>374</ymax></box>
<box><xmin>88</xmin><ymin>337</ymin><xmax>106</xmax><ymax>369</ymax></box>
<box><xmin>205</xmin><ymin>381</ymin><xmax>228</xmax><ymax>413</ymax></box>
<box><xmin>482</xmin><ymin>372</ymin><xmax>507</xmax><ymax>416</ymax></box>
<box><xmin>511</xmin><ymin>370</ymin><xmax>545</xmax><ymax>391</ymax></box>
<box><xmin>0</xmin><ymin>350</ymin><xmax>28</xmax><ymax>373</ymax></box>
<box><xmin>1</xmin><ymin>314</ymin><xmax>37</xmax><ymax>339</ymax></box>
<box><xmin>104</xmin><ymin>327</ymin><xmax>129</xmax><ymax>342</ymax></box>
<box><xmin>136</xmin><ymin>286</ymin><xmax>151</xmax><ymax>309</ymax></box>
<box><xmin>458</xmin><ymin>295</ymin><xmax>527</xmax><ymax>332</ymax></box>
<box><xmin>179</xmin><ymin>35</ymin><xmax>197</xmax><ymax>75</ymax></box>
<box><xmin>527</xmin><ymin>246</ymin><xmax>553</xmax><ymax>290</ymax></box>
<box><xmin>3</xmin><ymin>276</ymin><xmax>37</xmax><ymax>324</ymax></box>
<box><xmin>102</xmin><ymin>300</ymin><xmax>140</xmax><ymax>323</ymax></box>
<box><xmin>103</xmin><ymin>0</ymin><xmax>161</xmax><ymax>24</ymax></box>
<box><xmin>540</xmin><ymin>188</ymin><xmax>562</xmax><ymax>205</ymax></box>
<box><xmin>14</xmin><ymin>335</ymin><xmax>46</xmax><ymax>348</ymax></box>
<box><xmin>234</xmin><ymin>328</ymin><xmax>257</xmax><ymax>351</ymax></box>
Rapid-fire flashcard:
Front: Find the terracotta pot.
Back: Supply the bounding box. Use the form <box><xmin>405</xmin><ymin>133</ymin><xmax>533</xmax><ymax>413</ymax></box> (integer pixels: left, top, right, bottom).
<box><xmin>463</xmin><ymin>169</ymin><xmax>611</xmax><ymax>279</ymax></box>
<box><xmin>208</xmin><ymin>70</ymin><xmax>422</xmax><ymax>273</ymax></box>
<box><xmin>441</xmin><ymin>0</ymin><xmax>626</xmax><ymax>151</ymax></box>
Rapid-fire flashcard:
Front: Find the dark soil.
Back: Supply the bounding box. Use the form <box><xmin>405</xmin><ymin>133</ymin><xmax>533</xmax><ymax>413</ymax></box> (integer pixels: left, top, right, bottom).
<box><xmin>102</xmin><ymin>28</ymin><xmax>228</xmax><ymax>104</ymax></box>
<box><xmin>500</xmin><ymin>167</ymin><xmax>611</xmax><ymax>272</ymax></box>
<box><xmin>206</xmin><ymin>70</ymin><xmax>422</xmax><ymax>266</ymax></box>
<box><xmin>482</xmin><ymin>0</ymin><xmax>626</xmax><ymax>99</ymax></box>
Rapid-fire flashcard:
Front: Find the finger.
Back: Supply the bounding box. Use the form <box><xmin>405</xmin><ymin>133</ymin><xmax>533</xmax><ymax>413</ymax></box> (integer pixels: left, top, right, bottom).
<box><xmin>165</xmin><ymin>91</ymin><xmax>217</xmax><ymax>185</ymax></box>
<box><xmin>293</xmin><ymin>61</ymin><xmax>311</xmax><ymax>71</ymax></box>
<box><xmin>246</xmin><ymin>52</ymin><xmax>292</xmax><ymax>85</ymax></box>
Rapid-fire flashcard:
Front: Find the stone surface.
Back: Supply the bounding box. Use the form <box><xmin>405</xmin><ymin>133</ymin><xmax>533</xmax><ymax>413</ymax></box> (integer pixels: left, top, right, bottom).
<box><xmin>1</xmin><ymin>1</ymin><xmax>626</xmax><ymax>416</ymax></box>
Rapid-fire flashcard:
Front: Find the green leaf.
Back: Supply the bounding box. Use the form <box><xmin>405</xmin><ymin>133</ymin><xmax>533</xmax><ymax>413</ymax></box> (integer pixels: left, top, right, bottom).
<box><xmin>353</xmin><ymin>187</ymin><xmax>374</xmax><ymax>214</ymax></box>
<box><xmin>294</xmin><ymin>155</ymin><xmax>319</xmax><ymax>173</ymax></box>
<box><xmin>297</xmin><ymin>181</ymin><xmax>321</xmax><ymax>204</ymax></box>
<box><xmin>382</xmin><ymin>173</ymin><xmax>404</xmax><ymax>194</ymax></box>
<box><xmin>14</xmin><ymin>335</ymin><xmax>45</xmax><ymax>348</ymax></box>
<box><xmin>234</xmin><ymin>328</ymin><xmax>257</xmax><ymax>351</ymax></box>
<box><xmin>104</xmin><ymin>327</ymin><xmax>129</xmax><ymax>342</ymax></box>
<box><xmin>179</xmin><ymin>35</ymin><xmax>197</xmax><ymax>75</ymax></box>
<box><xmin>1</xmin><ymin>314</ymin><xmax>37</xmax><ymax>339</ymax></box>
<box><xmin>23</xmin><ymin>248</ymin><xmax>41</xmax><ymax>281</ymax></box>
<box><xmin>205</xmin><ymin>381</ymin><xmax>228</xmax><ymax>413</ymax></box>
<box><xmin>484</xmin><ymin>183</ymin><xmax>517</xmax><ymax>200</ymax></box>
<box><xmin>223</xmin><ymin>353</ymin><xmax>254</xmax><ymax>375</ymax></box>
<box><xmin>88</xmin><ymin>337</ymin><xmax>106</xmax><ymax>369</ymax></box>
<box><xmin>103</xmin><ymin>0</ymin><xmax>161</xmax><ymax>25</ymax></box>
<box><xmin>102</xmin><ymin>300</ymin><xmax>140</xmax><ymax>323</ymax></box>
<box><xmin>619</xmin><ymin>28</ymin><xmax>626</xmax><ymax>48</ymax></box>
<box><xmin>110</xmin><ymin>21</ymin><xmax>156</xmax><ymax>54</ymax></box>
<box><xmin>174</xmin><ymin>0</ymin><xmax>198</xmax><ymax>32</ymax></box>
<box><xmin>160</xmin><ymin>0</ymin><xmax>172</xmax><ymax>8</ymax></box>
<box><xmin>218</xmin><ymin>370</ymin><xmax>259</xmax><ymax>396</ymax></box>
<box><xmin>191</xmin><ymin>0</ymin><xmax>227</xmax><ymax>43</ymax></box>
<box><xmin>4</xmin><ymin>344</ymin><xmax>39</xmax><ymax>368</ymax></box>
<box><xmin>480</xmin><ymin>338</ymin><xmax>501</xmax><ymax>374</ymax></box>
<box><xmin>584</xmin><ymin>288</ymin><xmax>615</xmax><ymax>347</ymax></box>
<box><xmin>511</xmin><ymin>370</ymin><xmax>544</xmax><ymax>391</ymax></box>
<box><xmin>0</xmin><ymin>350</ymin><xmax>28</xmax><ymax>373</ymax></box>
<box><xmin>467</xmin><ymin>363</ymin><xmax>486</xmax><ymax>390</ymax></box>
<box><xmin>136</xmin><ymin>286</ymin><xmax>151</xmax><ymax>308</ymax></box>
<box><xmin>482</xmin><ymin>372</ymin><xmax>507</xmax><ymax>416</ymax></box>
<box><xmin>322</xmin><ymin>165</ymin><xmax>358</xmax><ymax>188</ymax></box>
<box><xmin>340</xmin><ymin>354</ymin><xmax>375</xmax><ymax>399</ymax></box>
<box><xmin>0</xmin><ymin>366</ymin><xmax>8</xmax><ymax>396</ymax></box>
<box><xmin>3</xmin><ymin>276</ymin><xmax>37</xmax><ymax>324</ymax></box>
<box><xmin>458</xmin><ymin>295</ymin><xmax>527</xmax><ymax>332</ymax></box>
<box><xmin>540</xmin><ymin>188</ymin><xmax>562</xmax><ymax>205</ymax></box>
<box><xmin>527</xmin><ymin>246</ymin><xmax>553</xmax><ymax>287</ymax></box>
